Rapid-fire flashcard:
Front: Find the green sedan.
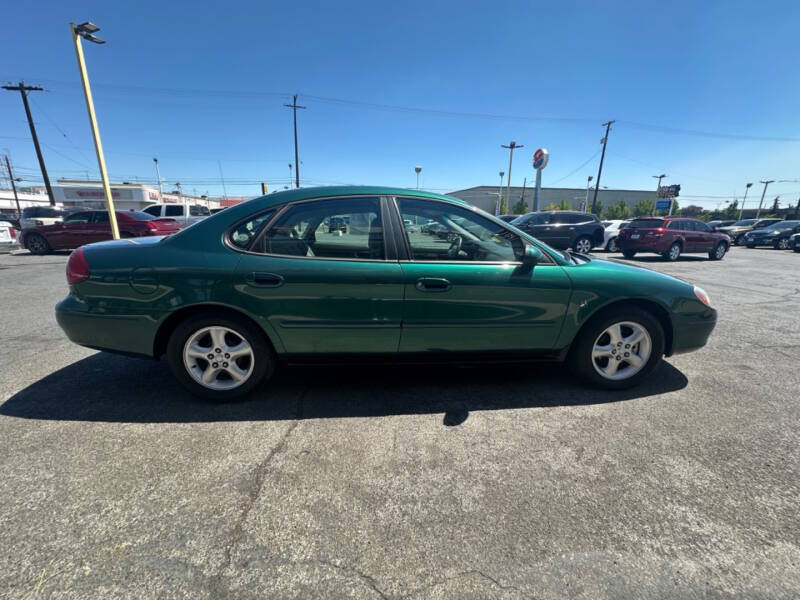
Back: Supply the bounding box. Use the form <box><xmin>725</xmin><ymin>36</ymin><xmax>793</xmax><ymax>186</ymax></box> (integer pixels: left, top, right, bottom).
<box><xmin>56</xmin><ymin>187</ymin><xmax>716</xmax><ymax>400</ymax></box>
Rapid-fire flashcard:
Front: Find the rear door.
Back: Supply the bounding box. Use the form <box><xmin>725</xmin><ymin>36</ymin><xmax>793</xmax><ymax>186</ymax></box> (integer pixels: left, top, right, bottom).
<box><xmin>88</xmin><ymin>211</ymin><xmax>113</xmax><ymax>243</ymax></box>
<box><xmin>690</xmin><ymin>220</ymin><xmax>714</xmax><ymax>251</ymax></box>
<box><xmin>392</xmin><ymin>197</ymin><xmax>571</xmax><ymax>353</ymax></box>
<box><xmin>235</xmin><ymin>196</ymin><xmax>404</xmax><ymax>355</ymax></box>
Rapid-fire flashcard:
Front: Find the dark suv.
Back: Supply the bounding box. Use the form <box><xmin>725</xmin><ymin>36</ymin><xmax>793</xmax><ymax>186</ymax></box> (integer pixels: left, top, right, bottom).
<box><xmin>510</xmin><ymin>211</ymin><xmax>604</xmax><ymax>252</ymax></box>
<box><xmin>617</xmin><ymin>217</ymin><xmax>730</xmax><ymax>261</ymax></box>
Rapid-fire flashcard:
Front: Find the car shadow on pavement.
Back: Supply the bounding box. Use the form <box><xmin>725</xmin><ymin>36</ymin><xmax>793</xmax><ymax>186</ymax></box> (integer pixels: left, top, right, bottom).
<box><xmin>1</xmin><ymin>352</ymin><xmax>688</xmax><ymax>426</ymax></box>
<box><xmin>618</xmin><ymin>255</ymin><xmax>709</xmax><ymax>263</ymax></box>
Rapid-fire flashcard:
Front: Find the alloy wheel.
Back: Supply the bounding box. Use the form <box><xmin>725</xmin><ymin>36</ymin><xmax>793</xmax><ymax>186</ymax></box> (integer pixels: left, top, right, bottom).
<box><xmin>575</xmin><ymin>237</ymin><xmax>592</xmax><ymax>254</ymax></box>
<box><xmin>607</xmin><ymin>238</ymin><xmax>618</xmax><ymax>252</ymax></box>
<box><xmin>778</xmin><ymin>238</ymin><xmax>790</xmax><ymax>249</ymax></box>
<box><xmin>183</xmin><ymin>326</ymin><xmax>255</xmax><ymax>390</ymax></box>
<box><xmin>669</xmin><ymin>243</ymin><xmax>681</xmax><ymax>260</ymax></box>
<box><xmin>591</xmin><ymin>321</ymin><xmax>652</xmax><ymax>381</ymax></box>
<box><xmin>715</xmin><ymin>243</ymin><xmax>726</xmax><ymax>259</ymax></box>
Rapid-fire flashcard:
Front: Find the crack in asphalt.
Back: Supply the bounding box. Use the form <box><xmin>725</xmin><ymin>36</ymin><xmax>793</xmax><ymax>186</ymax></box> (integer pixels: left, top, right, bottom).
<box><xmin>399</xmin><ymin>569</ymin><xmax>524</xmax><ymax>599</ymax></box>
<box><xmin>316</xmin><ymin>560</ymin><xmax>389</xmax><ymax>599</ymax></box>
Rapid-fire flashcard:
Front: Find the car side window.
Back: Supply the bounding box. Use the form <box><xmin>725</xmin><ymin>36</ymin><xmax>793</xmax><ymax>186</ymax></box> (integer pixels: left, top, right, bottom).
<box><xmin>397</xmin><ymin>198</ymin><xmax>522</xmax><ymax>262</ymax></box>
<box><xmin>693</xmin><ymin>221</ymin><xmax>710</xmax><ymax>232</ymax></box>
<box><xmin>64</xmin><ymin>212</ymin><xmax>92</xmax><ymax>224</ymax></box>
<box><xmin>165</xmin><ymin>205</ymin><xmax>183</xmax><ymax>217</ymax></box>
<box><xmin>668</xmin><ymin>221</ymin><xmax>683</xmax><ymax>230</ymax></box>
<box><xmin>142</xmin><ymin>206</ymin><xmax>161</xmax><ymax>217</ymax></box>
<box><xmin>230</xmin><ymin>210</ymin><xmax>276</xmax><ymax>250</ymax></box>
<box><xmin>92</xmin><ymin>212</ymin><xmax>109</xmax><ymax>223</ymax></box>
<box><xmin>263</xmin><ymin>197</ymin><xmax>384</xmax><ymax>260</ymax></box>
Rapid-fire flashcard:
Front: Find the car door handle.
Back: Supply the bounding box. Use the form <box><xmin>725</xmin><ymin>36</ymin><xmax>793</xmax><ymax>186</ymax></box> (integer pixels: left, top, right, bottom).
<box><xmin>246</xmin><ymin>272</ymin><xmax>284</xmax><ymax>287</ymax></box>
<box><xmin>416</xmin><ymin>277</ymin><xmax>452</xmax><ymax>292</ymax></box>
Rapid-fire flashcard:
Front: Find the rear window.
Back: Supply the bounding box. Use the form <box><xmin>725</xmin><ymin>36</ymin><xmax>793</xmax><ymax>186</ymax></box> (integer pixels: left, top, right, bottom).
<box><xmin>125</xmin><ymin>211</ymin><xmax>156</xmax><ymax>221</ymax></box>
<box><xmin>189</xmin><ymin>205</ymin><xmax>210</xmax><ymax>216</ymax></box>
<box><xmin>629</xmin><ymin>219</ymin><xmax>664</xmax><ymax>228</ymax></box>
<box><xmin>165</xmin><ymin>205</ymin><xmax>183</xmax><ymax>217</ymax></box>
<box><xmin>22</xmin><ymin>206</ymin><xmax>65</xmax><ymax>219</ymax></box>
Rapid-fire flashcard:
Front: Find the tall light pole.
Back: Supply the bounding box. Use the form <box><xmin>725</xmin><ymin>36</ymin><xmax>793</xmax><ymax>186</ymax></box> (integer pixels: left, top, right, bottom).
<box><xmin>288</xmin><ymin>163</ymin><xmax>293</xmax><ymax>187</ymax></box>
<box><xmin>283</xmin><ymin>95</ymin><xmax>306</xmax><ymax>188</ymax></box>
<box><xmin>584</xmin><ymin>175</ymin><xmax>594</xmax><ymax>212</ymax></box>
<box><xmin>652</xmin><ymin>173</ymin><xmax>667</xmax><ymax>195</ymax></box>
<box><xmin>4</xmin><ymin>155</ymin><xmax>22</xmax><ymax>218</ymax></box>
<box><xmin>153</xmin><ymin>157</ymin><xmax>163</xmax><ymax>200</ymax></box>
<box><xmin>70</xmin><ymin>21</ymin><xmax>120</xmax><ymax>239</ymax></box>
<box><xmin>496</xmin><ymin>171</ymin><xmax>505</xmax><ymax>215</ymax></box>
<box><xmin>756</xmin><ymin>180</ymin><xmax>774</xmax><ymax>219</ymax></box>
<box><xmin>501</xmin><ymin>141</ymin><xmax>523</xmax><ymax>213</ymax></box>
<box><xmin>414</xmin><ymin>166</ymin><xmax>422</xmax><ymax>190</ymax></box>
<box><xmin>739</xmin><ymin>182</ymin><xmax>753</xmax><ymax>220</ymax></box>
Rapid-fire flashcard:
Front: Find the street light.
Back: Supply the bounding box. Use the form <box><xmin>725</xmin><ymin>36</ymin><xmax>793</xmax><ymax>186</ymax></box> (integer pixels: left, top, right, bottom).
<box><xmin>501</xmin><ymin>141</ymin><xmax>523</xmax><ymax>214</ymax></box>
<box><xmin>70</xmin><ymin>21</ymin><xmax>120</xmax><ymax>239</ymax></box>
<box><xmin>584</xmin><ymin>175</ymin><xmax>594</xmax><ymax>212</ymax></box>
<box><xmin>414</xmin><ymin>166</ymin><xmax>422</xmax><ymax>190</ymax></box>
<box><xmin>739</xmin><ymin>182</ymin><xmax>753</xmax><ymax>220</ymax></box>
<box><xmin>153</xmin><ymin>157</ymin><xmax>163</xmax><ymax>200</ymax></box>
<box><xmin>756</xmin><ymin>180</ymin><xmax>774</xmax><ymax>219</ymax></box>
<box><xmin>497</xmin><ymin>171</ymin><xmax>505</xmax><ymax>215</ymax></box>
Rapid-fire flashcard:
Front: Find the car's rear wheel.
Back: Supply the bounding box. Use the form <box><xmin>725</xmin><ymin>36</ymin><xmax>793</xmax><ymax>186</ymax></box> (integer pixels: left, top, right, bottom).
<box><xmin>622</xmin><ymin>250</ymin><xmax>636</xmax><ymax>259</ymax></box>
<box><xmin>776</xmin><ymin>238</ymin><xmax>790</xmax><ymax>250</ymax></box>
<box><xmin>709</xmin><ymin>242</ymin><xmax>727</xmax><ymax>260</ymax></box>
<box><xmin>166</xmin><ymin>313</ymin><xmax>275</xmax><ymax>401</ymax></box>
<box><xmin>663</xmin><ymin>242</ymin><xmax>681</xmax><ymax>261</ymax></box>
<box><xmin>606</xmin><ymin>237</ymin><xmax>619</xmax><ymax>252</ymax></box>
<box><xmin>734</xmin><ymin>234</ymin><xmax>745</xmax><ymax>246</ymax></box>
<box><xmin>573</xmin><ymin>236</ymin><xmax>593</xmax><ymax>254</ymax></box>
<box><xmin>568</xmin><ymin>305</ymin><xmax>665</xmax><ymax>390</ymax></box>
<box><xmin>25</xmin><ymin>233</ymin><xmax>51</xmax><ymax>255</ymax></box>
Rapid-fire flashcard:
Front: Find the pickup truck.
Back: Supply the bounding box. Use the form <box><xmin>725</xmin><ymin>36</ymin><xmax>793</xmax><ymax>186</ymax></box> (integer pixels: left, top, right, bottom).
<box><xmin>142</xmin><ymin>203</ymin><xmax>210</xmax><ymax>228</ymax></box>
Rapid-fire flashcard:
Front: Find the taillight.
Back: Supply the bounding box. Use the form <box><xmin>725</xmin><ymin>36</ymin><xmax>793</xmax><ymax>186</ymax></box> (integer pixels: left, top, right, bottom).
<box><xmin>9</xmin><ymin>228</ymin><xmax>16</xmax><ymax>240</ymax></box>
<box><xmin>66</xmin><ymin>247</ymin><xmax>90</xmax><ymax>285</ymax></box>
<box><xmin>146</xmin><ymin>221</ymin><xmax>159</xmax><ymax>231</ymax></box>
<box><xmin>35</xmin><ymin>220</ymin><xmax>44</xmax><ymax>227</ymax></box>
<box><xmin>647</xmin><ymin>228</ymin><xmax>666</xmax><ymax>237</ymax></box>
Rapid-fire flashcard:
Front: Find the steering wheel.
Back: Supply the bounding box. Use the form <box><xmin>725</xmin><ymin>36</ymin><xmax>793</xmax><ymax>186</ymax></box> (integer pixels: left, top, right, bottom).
<box><xmin>447</xmin><ymin>234</ymin><xmax>463</xmax><ymax>258</ymax></box>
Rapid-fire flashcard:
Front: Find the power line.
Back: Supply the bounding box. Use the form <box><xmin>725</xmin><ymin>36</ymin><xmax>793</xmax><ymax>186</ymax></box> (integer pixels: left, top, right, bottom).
<box><xmin>548</xmin><ymin>149</ymin><xmax>602</xmax><ymax>185</ymax></box>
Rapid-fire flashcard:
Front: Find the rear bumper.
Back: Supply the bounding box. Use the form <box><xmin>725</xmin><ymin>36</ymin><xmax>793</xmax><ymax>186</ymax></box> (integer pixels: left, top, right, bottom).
<box><xmin>56</xmin><ymin>294</ymin><xmax>157</xmax><ymax>358</ymax></box>
<box><xmin>669</xmin><ymin>308</ymin><xmax>717</xmax><ymax>356</ymax></box>
<box><xmin>617</xmin><ymin>238</ymin><xmax>670</xmax><ymax>253</ymax></box>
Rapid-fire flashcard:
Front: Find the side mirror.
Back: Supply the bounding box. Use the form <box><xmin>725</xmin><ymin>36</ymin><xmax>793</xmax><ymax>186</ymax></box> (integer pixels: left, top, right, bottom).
<box><xmin>520</xmin><ymin>243</ymin><xmax>543</xmax><ymax>267</ymax></box>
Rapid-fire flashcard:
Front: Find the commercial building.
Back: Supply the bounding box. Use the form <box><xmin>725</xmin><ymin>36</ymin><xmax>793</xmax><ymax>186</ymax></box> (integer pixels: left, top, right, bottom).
<box><xmin>54</xmin><ymin>180</ymin><xmax>220</xmax><ymax>211</ymax></box>
<box><xmin>448</xmin><ymin>185</ymin><xmax>657</xmax><ymax>215</ymax></box>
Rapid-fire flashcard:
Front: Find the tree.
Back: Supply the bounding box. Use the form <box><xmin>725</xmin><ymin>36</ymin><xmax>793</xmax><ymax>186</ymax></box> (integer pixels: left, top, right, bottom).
<box><xmin>724</xmin><ymin>200</ymin><xmax>739</xmax><ymax>220</ymax></box>
<box><xmin>499</xmin><ymin>196</ymin><xmax>508</xmax><ymax>215</ymax></box>
<box><xmin>681</xmin><ymin>204</ymin><xmax>703</xmax><ymax>217</ymax></box>
<box><xmin>771</xmin><ymin>196</ymin><xmax>780</xmax><ymax>213</ymax></box>
<box><xmin>546</xmin><ymin>199</ymin><xmax>570</xmax><ymax>210</ymax></box>
<box><xmin>632</xmin><ymin>198</ymin><xmax>654</xmax><ymax>216</ymax></box>
<box><xmin>511</xmin><ymin>198</ymin><xmax>527</xmax><ymax>214</ymax></box>
<box><xmin>603</xmin><ymin>198</ymin><xmax>631</xmax><ymax>220</ymax></box>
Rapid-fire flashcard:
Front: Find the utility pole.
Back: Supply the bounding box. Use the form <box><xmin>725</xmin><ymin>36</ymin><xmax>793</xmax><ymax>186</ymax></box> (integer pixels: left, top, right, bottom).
<box><xmin>652</xmin><ymin>173</ymin><xmax>667</xmax><ymax>196</ymax></box>
<box><xmin>584</xmin><ymin>175</ymin><xmax>594</xmax><ymax>212</ymax></box>
<box><xmin>4</xmin><ymin>155</ymin><xmax>22</xmax><ymax>218</ymax></box>
<box><xmin>590</xmin><ymin>120</ymin><xmax>615</xmax><ymax>214</ymax></box>
<box><xmin>738</xmin><ymin>182</ymin><xmax>753</xmax><ymax>220</ymax></box>
<box><xmin>496</xmin><ymin>171</ymin><xmax>505</xmax><ymax>215</ymax></box>
<box><xmin>501</xmin><ymin>141</ymin><xmax>523</xmax><ymax>213</ymax></box>
<box><xmin>415</xmin><ymin>166</ymin><xmax>422</xmax><ymax>190</ymax></box>
<box><xmin>261</xmin><ymin>182</ymin><xmax>268</xmax><ymax>195</ymax></box>
<box><xmin>283</xmin><ymin>95</ymin><xmax>306</xmax><ymax>188</ymax></box>
<box><xmin>756</xmin><ymin>180</ymin><xmax>774</xmax><ymax>219</ymax></box>
<box><xmin>520</xmin><ymin>177</ymin><xmax>527</xmax><ymax>211</ymax></box>
<box><xmin>153</xmin><ymin>157</ymin><xmax>163</xmax><ymax>200</ymax></box>
<box><xmin>2</xmin><ymin>82</ymin><xmax>55</xmax><ymax>205</ymax></box>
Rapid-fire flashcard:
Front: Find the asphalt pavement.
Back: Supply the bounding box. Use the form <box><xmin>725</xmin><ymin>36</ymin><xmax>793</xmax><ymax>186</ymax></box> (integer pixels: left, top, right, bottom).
<box><xmin>1</xmin><ymin>246</ymin><xmax>798</xmax><ymax>599</ymax></box>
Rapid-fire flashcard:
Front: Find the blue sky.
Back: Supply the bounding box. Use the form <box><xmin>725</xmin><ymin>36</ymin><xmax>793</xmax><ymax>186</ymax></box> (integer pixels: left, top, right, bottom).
<box><xmin>2</xmin><ymin>0</ymin><xmax>800</xmax><ymax>208</ymax></box>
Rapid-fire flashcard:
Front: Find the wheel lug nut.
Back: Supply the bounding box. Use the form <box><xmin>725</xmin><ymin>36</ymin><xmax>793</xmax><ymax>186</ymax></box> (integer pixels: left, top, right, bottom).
<box><xmin>215</xmin><ymin>348</ymin><xmax>221</xmax><ymax>353</ymax></box>
<box><xmin>212</xmin><ymin>362</ymin><xmax>218</xmax><ymax>368</ymax></box>
<box><xmin>616</xmin><ymin>356</ymin><xmax>621</xmax><ymax>360</ymax></box>
<box><xmin>625</xmin><ymin>344</ymin><xmax>630</xmax><ymax>348</ymax></box>
<box><xmin>223</xmin><ymin>362</ymin><xmax>228</xmax><ymax>368</ymax></box>
<box><xmin>624</xmin><ymin>352</ymin><xmax>630</xmax><ymax>357</ymax></box>
<box><xmin>224</xmin><ymin>353</ymin><xmax>230</xmax><ymax>358</ymax></box>
<box><xmin>207</xmin><ymin>353</ymin><xmax>214</xmax><ymax>359</ymax></box>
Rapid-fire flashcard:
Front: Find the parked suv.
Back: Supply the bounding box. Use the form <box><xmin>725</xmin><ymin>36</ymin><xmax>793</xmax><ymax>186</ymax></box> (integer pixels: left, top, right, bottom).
<box><xmin>742</xmin><ymin>220</ymin><xmax>800</xmax><ymax>249</ymax></box>
<box><xmin>510</xmin><ymin>211</ymin><xmax>604</xmax><ymax>252</ymax></box>
<box><xmin>716</xmin><ymin>218</ymin><xmax>782</xmax><ymax>245</ymax></box>
<box><xmin>20</xmin><ymin>206</ymin><xmax>74</xmax><ymax>230</ymax></box>
<box><xmin>142</xmin><ymin>203</ymin><xmax>210</xmax><ymax>228</ymax></box>
<box><xmin>21</xmin><ymin>210</ymin><xmax>180</xmax><ymax>254</ymax></box>
<box><xmin>617</xmin><ymin>216</ymin><xmax>730</xmax><ymax>261</ymax></box>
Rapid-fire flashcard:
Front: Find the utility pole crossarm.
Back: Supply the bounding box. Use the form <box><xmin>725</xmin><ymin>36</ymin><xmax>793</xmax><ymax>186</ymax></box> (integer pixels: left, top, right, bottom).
<box><xmin>590</xmin><ymin>120</ymin><xmax>615</xmax><ymax>215</ymax></box>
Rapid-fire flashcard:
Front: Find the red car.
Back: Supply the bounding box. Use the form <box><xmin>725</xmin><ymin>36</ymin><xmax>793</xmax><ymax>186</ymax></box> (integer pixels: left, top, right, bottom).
<box><xmin>617</xmin><ymin>216</ymin><xmax>730</xmax><ymax>261</ymax></box>
<box><xmin>21</xmin><ymin>209</ymin><xmax>180</xmax><ymax>255</ymax></box>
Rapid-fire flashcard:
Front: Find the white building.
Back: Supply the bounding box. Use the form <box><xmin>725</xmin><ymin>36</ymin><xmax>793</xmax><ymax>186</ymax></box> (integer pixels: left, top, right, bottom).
<box><xmin>54</xmin><ymin>180</ymin><xmax>221</xmax><ymax>211</ymax></box>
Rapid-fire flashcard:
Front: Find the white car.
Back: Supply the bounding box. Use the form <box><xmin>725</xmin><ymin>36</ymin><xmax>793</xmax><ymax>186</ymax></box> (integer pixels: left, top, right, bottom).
<box><xmin>0</xmin><ymin>221</ymin><xmax>19</xmax><ymax>253</ymax></box>
<box><xmin>601</xmin><ymin>219</ymin><xmax>630</xmax><ymax>252</ymax></box>
<box><xmin>142</xmin><ymin>204</ymin><xmax>210</xmax><ymax>228</ymax></box>
<box><xmin>20</xmin><ymin>206</ymin><xmax>72</xmax><ymax>230</ymax></box>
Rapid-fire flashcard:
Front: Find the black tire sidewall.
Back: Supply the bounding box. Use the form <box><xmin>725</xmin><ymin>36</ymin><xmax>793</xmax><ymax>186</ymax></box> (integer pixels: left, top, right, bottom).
<box><xmin>27</xmin><ymin>233</ymin><xmax>50</xmax><ymax>255</ymax></box>
<box><xmin>665</xmin><ymin>242</ymin><xmax>681</xmax><ymax>261</ymax></box>
<box><xmin>166</xmin><ymin>313</ymin><xmax>274</xmax><ymax>401</ymax></box>
<box><xmin>622</xmin><ymin>250</ymin><xmax>636</xmax><ymax>259</ymax></box>
<box><xmin>709</xmin><ymin>242</ymin><xmax>726</xmax><ymax>260</ymax></box>
<box><xmin>568</xmin><ymin>305</ymin><xmax>666</xmax><ymax>390</ymax></box>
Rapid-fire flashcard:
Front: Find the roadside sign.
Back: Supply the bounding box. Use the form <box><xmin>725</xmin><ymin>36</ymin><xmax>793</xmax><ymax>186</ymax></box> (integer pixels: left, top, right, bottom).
<box><xmin>655</xmin><ymin>199</ymin><xmax>672</xmax><ymax>211</ymax></box>
<box><xmin>532</xmin><ymin>148</ymin><xmax>549</xmax><ymax>170</ymax></box>
<box><xmin>657</xmin><ymin>184</ymin><xmax>681</xmax><ymax>198</ymax></box>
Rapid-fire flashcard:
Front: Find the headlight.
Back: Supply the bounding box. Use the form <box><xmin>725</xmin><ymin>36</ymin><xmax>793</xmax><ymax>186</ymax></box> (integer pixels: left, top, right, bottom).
<box><xmin>694</xmin><ymin>286</ymin><xmax>712</xmax><ymax>308</ymax></box>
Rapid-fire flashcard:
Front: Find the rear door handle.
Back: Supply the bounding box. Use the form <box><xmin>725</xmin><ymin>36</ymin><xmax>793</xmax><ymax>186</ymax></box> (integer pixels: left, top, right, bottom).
<box><xmin>246</xmin><ymin>272</ymin><xmax>284</xmax><ymax>287</ymax></box>
<box><xmin>416</xmin><ymin>277</ymin><xmax>451</xmax><ymax>292</ymax></box>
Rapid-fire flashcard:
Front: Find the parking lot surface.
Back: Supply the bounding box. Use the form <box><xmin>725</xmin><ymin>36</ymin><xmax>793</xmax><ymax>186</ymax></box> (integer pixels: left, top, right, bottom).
<box><xmin>1</xmin><ymin>247</ymin><xmax>798</xmax><ymax>598</ymax></box>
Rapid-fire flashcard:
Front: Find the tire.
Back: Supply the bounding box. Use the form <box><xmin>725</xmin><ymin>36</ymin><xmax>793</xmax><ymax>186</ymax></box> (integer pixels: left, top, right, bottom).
<box><xmin>25</xmin><ymin>233</ymin><xmax>51</xmax><ymax>255</ymax></box>
<box><xmin>622</xmin><ymin>250</ymin><xmax>636</xmax><ymax>259</ymax></box>
<box><xmin>776</xmin><ymin>238</ymin><xmax>790</xmax><ymax>250</ymax></box>
<box><xmin>745</xmin><ymin>244</ymin><xmax>756</xmax><ymax>249</ymax></box>
<box><xmin>166</xmin><ymin>312</ymin><xmax>275</xmax><ymax>401</ymax></box>
<box><xmin>573</xmin><ymin>235</ymin><xmax>593</xmax><ymax>254</ymax></box>
<box><xmin>568</xmin><ymin>305</ymin><xmax>665</xmax><ymax>390</ymax></box>
<box><xmin>663</xmin><ymin>242</ymin><xmax>681</xmax><ymax>261</ymax></box>
<box><xmin>121</xmin><ymin>232</ymin><xmax>134</xmax><ymax>239</ymax></box>
<box><xmin>708</xmin><ymin>242</ymin><xmax>727</xmax><ymax>260</ymax></box>
<box><xmin>734</xmin><ymin>234</ymin><xmax>745</xmax><ymax>246</ymax></box>
<box><xmin>606</xmin><ymin>237</ymin><xmax>619</xmax><ymax>253</ymax></box>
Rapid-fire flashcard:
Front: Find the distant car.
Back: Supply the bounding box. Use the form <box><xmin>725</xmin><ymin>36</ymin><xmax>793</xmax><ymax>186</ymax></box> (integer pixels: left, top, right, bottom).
<box><xmin>742</xmin><ymin>220</ymin><xmax>800</xmax><ymax>249</ymax></box>
<box><xmin>328</xmin><ymin>216</ymin><xmax>347</xmax><ymax>233</ymax></box>
<box><xmin>511</xmin><ymin>211</ymin><xmax>604</xmax><ymax>253</ymax></box>
<box><xmin>706</xmin><ymin>219</ymin><xmax>736</xmax><ymax>231</ymax></box>
<box><xmin>498</xmin><ymin>214</ymin><xmax>520</xmax><ymax>223</ymax></box>
<box><xmin>210</xmin><ymin>207</ymin><xmax>226</xmax><ymax>214</ymax></box>
<box><xmin>142</xmin><ymin>203</ymin><xmax>210</xmax><ymax>228</ymax></box>
<box><xmin>20</xmin><ymin>210</ymin><xmax>181</xmax><ymax>254</ymax></box>
<box><xmin>791</xmin><ymin>232</ymin><xmax>800</xmax><ymax>253</ymax></box>
<box><xmin>0</xmin><ymin>220</ymin><xmax>19</xmax><ymax>253</ymax></box>
<box><xmin>20</xmin><ymin>205</ymin><xmax>74</xmax><ymax>230</ymax></box>
<box><xmin>717</xmin><ymin>218</ymin><xmax>782</xmax><ymax>245</ymax></box>
<box><xmin>0</xmin><ymin>213</ymin><xmax>21</xmax><ymax>231</ymax></box>
<box><xmin>601</xmin><ymin>220</ymin><xmax>629</xmax><ymax>252</ymax></box>
<box><xmin>617</xmin><ymin>216</ymin><xmax>730</xmax><ymax>261</ymax></box>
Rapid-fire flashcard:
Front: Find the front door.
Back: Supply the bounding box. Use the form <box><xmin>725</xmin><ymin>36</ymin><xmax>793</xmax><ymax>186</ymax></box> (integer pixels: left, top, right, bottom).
<box><xmin>234</xmin><ymin>196</ymin><xmax>404</xmax><ymax>355</ymax></box>
<box><xmin>49</xmin><ymin>211</ymin><xmax>93</xmax><ymax>249</ymax></box>
<box><xmin>393</xmin><ymin>197</ymin><xmax>572</xmax><ymax>353</ymax></box>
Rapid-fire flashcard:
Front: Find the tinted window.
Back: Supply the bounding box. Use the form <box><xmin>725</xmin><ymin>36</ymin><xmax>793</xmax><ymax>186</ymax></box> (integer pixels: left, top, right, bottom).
<box><xmin>93</xmin><ymin>212</ymin><xmax>109</xmax><ymax>223</ymax></box>
<box><xmin>398</xmin><ymin>198</ymin><xmax>521</xmax><ymax>262</ymax></box>
<box><xmin>189</xmin><ymin>205</ymin><xmax>210</xmax><ymax>216</ymax></box>
<box><xmin>126</xmin><ymin>211</ymin><xmax>156</xmax><ymax>221</ymax></box>
<box><xmin>22</xmin><ymin>206</ymin><xmax>65</xmax><ymax>219</ymax></box>
<box><xmin>64</xmin><ymin>212</ymin><xmax>92</xmax><ymax>224</ymax></box>
<box><xmin>165</xmin><ymin>205</ymin><xmax>183</xmax><ymax>217</ymax></box>
<box><xmin>264</xmin><ymin>197</ymin><xmax>384</xmax><ymax>259</ymax></box>
<box><xmin>142</xmin><ymin>206</ymin><xmax>161</xmax><ymax>216</ymax></box>
<box><xmin>732</xmin><ymin>219</ymin><xmax>756</xmax><ymax>226</ymax></box>
<box><xmin>765</xmin><ymin>220</ymin><xmax>799</xmax><ymax>230</ymax></box>
<box><xmin>693</xmin><ymin>221</ymin><xmax>710</xmax><ymax>232</ymax></box>
<box><xmin>630</xmin><ymin>219</ymin><xmax>664</xmax><ymax>228</ymax></box>
<box><xmin>510</xmin><ymin>213</ymin><xmax>537</xmax><ymax>226</ymax></box>
<box><xmin>230</xmin><ymin>211</ymin><xmax>276</xmax><ymax>250</ymax></box>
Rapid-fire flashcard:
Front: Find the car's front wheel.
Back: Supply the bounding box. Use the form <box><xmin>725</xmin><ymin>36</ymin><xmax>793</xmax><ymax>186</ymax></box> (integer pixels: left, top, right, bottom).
<box><xmin>663</xmin><ymin>242</ymin><xmax>681</xmax><ymax>261</ymax></box>
<box><xmin>776</xmin><ymin>238</ymin><xmax>790</xmax><ymax>250</ymax></box>
<box><xmin>573</xmin><ymin>236</ymin><xmax>593</xmax><ymax>254</ymax></box>
<box><xmin>25</xmin><ymin>233</ymin><xmax>51</xmax><ymax>255</ymax></box>
<box><xmin>622</xmin><ymin>250</ymin><xmax>636</xmax><ymax>259</ymax></box>
<box><xmin>569</xmin><ymin>305</ymin><xmax>665</xmax><ymax>390</ymax></box>
<box><xmin>166</xmin><ymin>312</ymin><xmax>275</xmax><ymax>400</ymax></box>
<box><xmin>709</xmin><ymin>242</ymin><xmax>727</xmax><ymax>260</ymax></box>
<box><xmin>606</xmin><ymin>237</ymin><xmax>619</xmax><ymax>252</ymax></box>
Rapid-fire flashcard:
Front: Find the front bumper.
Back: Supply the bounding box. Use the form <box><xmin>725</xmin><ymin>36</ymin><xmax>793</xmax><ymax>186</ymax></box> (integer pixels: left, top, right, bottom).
<box><xmin>670</xmin><ymin>308</ymin><xmax>717</xmax><ymax>356</ymax></box>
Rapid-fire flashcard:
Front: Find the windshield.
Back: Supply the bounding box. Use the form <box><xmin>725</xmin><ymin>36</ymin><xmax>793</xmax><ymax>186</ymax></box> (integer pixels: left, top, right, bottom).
<box><xmin>629</xmin><ymin>219</ymin><xmax>664</xmax><ymax>228</ymax></box>
<box><xmin>763</xmin><ymin>220</ymin><xmax>798</xmax><ymax>231</ymax></box>
<box><xmin>510</xmin><ymin>213</ymin><xmax>536</xmax><ymax>226</ymax></box>
<box><xmin>732</xmin><ymin>220</ymin><xmax>756</xmax><ymax>226</ymax></box>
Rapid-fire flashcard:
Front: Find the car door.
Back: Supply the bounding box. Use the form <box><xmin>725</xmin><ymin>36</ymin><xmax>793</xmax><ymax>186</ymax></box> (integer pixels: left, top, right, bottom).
<box><xmin>234</xmin><ymin>196</ymin><xmax>404</xmax><ymax>355</ymax></box>
<box><xmin>690</xmin><ymin>220</ymin><xmax>714</xmax><ymax>251</ymax></box>
<box><xmin>526</xmin><ymin>213</ymin><xmax>561</xmax><ymax>247</ymax></box>
<box><xmin>47</xmin><ymin>211</ymin><xmax>92</xmax><ymax>249</ymax></box>
<box><xmin>392</xmin><ymin>197</ymin><xmax>572</xmax><ymax>353</ymax></box>
<box><xmin>88</xmin><ymin>211</ymin><xmax>113</xmax><ymax>243</ymax></box>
